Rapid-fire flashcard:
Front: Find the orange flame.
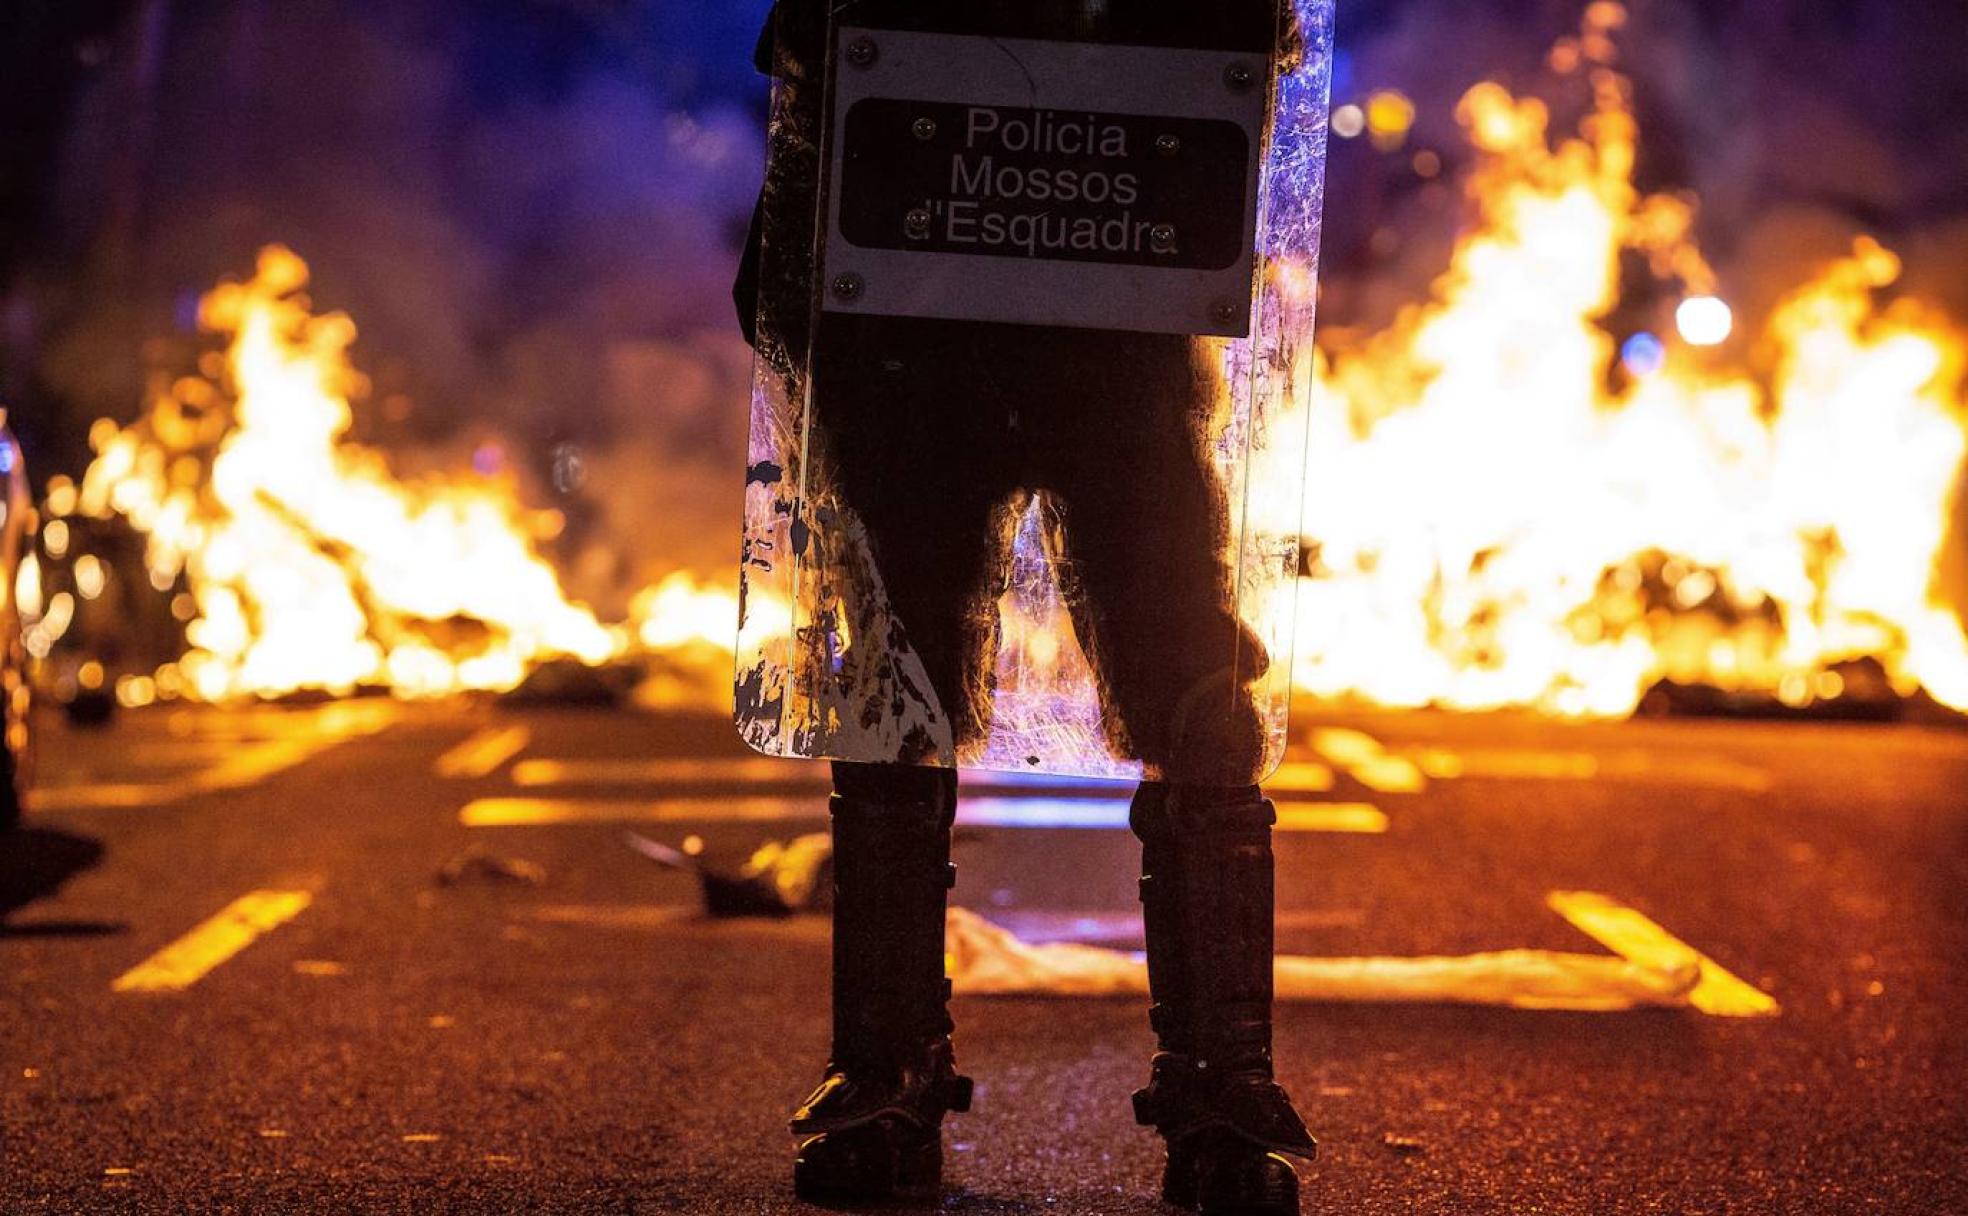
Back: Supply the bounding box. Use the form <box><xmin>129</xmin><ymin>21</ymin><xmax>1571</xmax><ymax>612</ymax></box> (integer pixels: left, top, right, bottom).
<box><xmin>1292</xmin><ymin>6</ymin><xmax>1968</xmax><ymax>716</ymax></box>
<box><xmin>61</xmin><ymin>3</ymin><xmax>1968</xmax><ymax>722</ymax></box>
<box><xmin>75</xmin><ymin>246</ymin><xmax>618</xmax><ymax>699</ymax></box>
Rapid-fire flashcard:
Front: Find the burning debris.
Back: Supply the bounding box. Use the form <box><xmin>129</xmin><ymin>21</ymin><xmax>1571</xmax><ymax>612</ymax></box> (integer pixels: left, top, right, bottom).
<box><xmin>61</xmin><ymin>247</ymin><xmax>624</xmax><ymax>701</ymax></box>
<box><xmin>1289</xmin><ymin>5</ymin><xmax>1968</xmax><ymax>718</ymax></box>
<box><xmin>626</xmin><ymin>830</ymin><xmax>833</xmax><ymax>918</ymax></box>
<box><xmin>24</xmin><ymin>6</ymin><xmax>1968</xmax><ymax>726</ymax></box>
<box><xmin>32</xmin><ymin>248</ymin><xmax>751</xmax><ymax>708</ymax></box>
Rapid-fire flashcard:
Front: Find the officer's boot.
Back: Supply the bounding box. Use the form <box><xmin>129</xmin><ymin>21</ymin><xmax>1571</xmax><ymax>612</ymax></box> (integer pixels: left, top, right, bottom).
<box><xmin>1130</xmin><ymin>782</ymin><xmax>1317</xmax><ymax>1216</ymax></box>
<box><xmin>790</xmin><ymin>762</ymin><xmax>973</xmax><ymax>1204</ymax></box>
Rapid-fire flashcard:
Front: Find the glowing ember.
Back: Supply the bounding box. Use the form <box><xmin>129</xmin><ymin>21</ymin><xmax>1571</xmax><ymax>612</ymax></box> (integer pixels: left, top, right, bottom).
<box><xmin>73</xmin><ymin>247</ymin><xmax>618</xmax><ymax>699</ymax></box>
<box><xmin>1291</xmin><ymin>3</ymin><xmax>1968</xmax><ymax>717</ymax></box>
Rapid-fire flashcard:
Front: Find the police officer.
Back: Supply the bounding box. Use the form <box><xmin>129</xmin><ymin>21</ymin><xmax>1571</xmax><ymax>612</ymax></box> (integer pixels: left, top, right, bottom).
<box><xmin>736</xmin><ymin>4</ymin><xmax>1319</xmax><ymax>1212</ymax></box>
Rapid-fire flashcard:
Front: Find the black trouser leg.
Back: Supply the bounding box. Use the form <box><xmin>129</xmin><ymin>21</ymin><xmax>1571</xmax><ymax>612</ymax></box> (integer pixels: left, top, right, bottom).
<box><xmin>789</xmin><ymin>762</ymin><xmax>972</xmax><ymax>1202</ymax></box>
<box><xmin>1131</xmin><ymin>782</ymin><xmax>1315</xmax><ymax>1214</ymax></box>
<box><xmin>825</xmin><ymin>761</ymin><xmax>961</xmax><ymax>1075</ymax></box>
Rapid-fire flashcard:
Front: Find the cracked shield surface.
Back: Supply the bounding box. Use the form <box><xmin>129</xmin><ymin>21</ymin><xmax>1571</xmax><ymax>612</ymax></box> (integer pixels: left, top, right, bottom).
<box><xmin>737</xmin><ymin>0</ymin><xmax>1334</xmax><ymax>783</ymax></box>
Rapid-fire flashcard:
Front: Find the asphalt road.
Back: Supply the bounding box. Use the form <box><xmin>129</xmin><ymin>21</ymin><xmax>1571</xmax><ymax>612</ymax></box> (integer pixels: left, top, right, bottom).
<box><xmin>2</xmin><ymin>699</ymin><xmax>1965</xmax><ymax>1214</ymax></box>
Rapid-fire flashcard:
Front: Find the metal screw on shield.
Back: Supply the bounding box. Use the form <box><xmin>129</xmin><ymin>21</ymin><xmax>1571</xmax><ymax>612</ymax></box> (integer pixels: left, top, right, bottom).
<box><xmin>1155</xmin><ymin>133</ymin><xmax>1182</xmax><ymax>157</ymax></box>
<box><xmin>905</xmin><ymin>209</ymin><xmax>932</xmax><ymax>240</ymax></box>
<box><xmin>1210</xmin><ymin>299</ymin><xmax>1242</xmax><ymax>326</ymax></box>
<box><xmin>831</xmin><ymin>272</ymin><xmax>865</xmax><ymax>301</ymax></box>
<box><xmin>912</xmin><ymin>116</ymin><xmax>938</xmax><ymax>141</ymax></box>
<box><xmin>846</xmin><ymin>37</ymin><xmax>878</xmax><ymax>68</ymax></box>
<box><xmin>1224</xmin><ymin>62</ymin><xmax>1257</xmax><ymax>92</ymax></box>
<box><xmin>1150</xmin><ymin>224</ymin><xmax>1178</xmax><ymax>254</ymax></box>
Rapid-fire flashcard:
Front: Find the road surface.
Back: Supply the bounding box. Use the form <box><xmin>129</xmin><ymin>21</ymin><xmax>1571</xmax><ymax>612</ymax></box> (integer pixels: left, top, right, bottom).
<box><xmin>3</xmin><ymin>699</ymin><xmax>1965</xmax><ymax>1213</ymax></box>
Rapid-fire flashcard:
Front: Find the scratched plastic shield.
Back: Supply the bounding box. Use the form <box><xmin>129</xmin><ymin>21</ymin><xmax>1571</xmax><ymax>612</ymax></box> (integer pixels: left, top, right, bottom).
<box><xmin>737</xmin><ymin>0</ymin><xmax>1334</xmax><ymax>783</ymax></box>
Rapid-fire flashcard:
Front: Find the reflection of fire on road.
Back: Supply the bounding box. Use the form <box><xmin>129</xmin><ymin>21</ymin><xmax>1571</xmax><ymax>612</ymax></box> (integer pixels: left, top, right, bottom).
<box><xmin>27</xmin><ymin>3</ymin><xmax>1968</xmax><ymax>721</ymax></box>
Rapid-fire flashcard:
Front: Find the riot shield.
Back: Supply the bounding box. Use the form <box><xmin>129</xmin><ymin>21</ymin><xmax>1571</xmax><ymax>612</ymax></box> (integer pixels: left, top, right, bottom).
<box><xmin>737</xmin><ymin>0</ymin><xmax>1335</xmax><ymax>784</ymax></box>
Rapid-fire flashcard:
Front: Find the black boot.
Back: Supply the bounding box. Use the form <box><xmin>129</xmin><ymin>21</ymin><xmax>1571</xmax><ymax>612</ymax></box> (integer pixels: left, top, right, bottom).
<box><xmin>1130</xmin><ymin>782</ymin><xmax>1317</xmax><ymax>1216</ymax></box>
<box><xmin>791</xmin><ymin>763</ymin><xmax>973</xmax><ymax>1204</ymax></box>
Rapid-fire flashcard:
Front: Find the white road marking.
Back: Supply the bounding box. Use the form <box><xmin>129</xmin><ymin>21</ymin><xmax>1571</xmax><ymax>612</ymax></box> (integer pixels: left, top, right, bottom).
<box><xmin>112</xmin><ymin>890</ymin><xmax>315</xmax><ymax>993</ymax></box>
<box><xmin>1310</xmin><ymin>728</ymin><xmax>1428</xmax><ymax>794</ymax></box>
<box><xmin>1548</xmin><ymin>890</ymin><xmax>1780</xmax><ymax>1018</ymax></box>
<box><xmin>510</xmin><ymin>755</ymin><xmax>815</xmax><ymax>787</ymax></box>
<box><xmin>435</xmin><ymin>726</ymin><xmax>531</xmax><ymax>779</ymax></box>
<box><xmin>461</xmin><ymin>797</ymin><xmax>812</xmax><ymax>826</ymax></box>
<box><xmin>462</xmin><ymin>794</ymin><xmax>1387</xmax><ymax>834</ymax></box>
<box><xmin>1414</xmin><ymin>748</ymin><xmax>1772</xmax><ymax>792</ymax></box>
<box><xmin>38</xmin><ymin>701</ymin><xmax>402</xmax><ymax>812</ymax></box>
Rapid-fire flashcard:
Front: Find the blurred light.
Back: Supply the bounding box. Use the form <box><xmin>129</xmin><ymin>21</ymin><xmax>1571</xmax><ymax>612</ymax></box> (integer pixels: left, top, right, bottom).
<box><xmin>1331</xmin><ymin>104</ymin><xmax>1365</xmax><ymax>140</ymax></box>
<box><xmin>43</xmin><ymin>518</ymin><xmax>69</xmax><ymax>559</ymax></box>
<box><xmin>117</xmin><ymin>675</ymin><xmax>159</xmax><ymax>709</ymax></box>
<box><xmin>1412</xmin><ymin>149</ymin><xmax>1442</xmax><ymax>178</ymax></box>
<box><xmin>1676</xmin><ymin>296</ymin><xmax>1734</xmax><ymax>347</ymax></box>
<box><xmin>1366</xmin><ymin>90</ymin><xmax>1417</xmax><ymax>149</ymax></box>
<box><xmin>75</xmin><ymin>553</ymin><xmax>107</xmax><ymax>600</ymax></box>
<box><xmin>1620</xmin><ymin>331</ymin><xmax>1666</xmax><ymax>377</ymax></box>
<box><xmin>1330</xmin><ymin>48</ymin><xmax>1356</xmax><ymax>97</ymax></box>
<box><xmin>472</xmin><ymin>442</ymin><xmax>505</xmax><ymax>477</ymax></box>
<box><xmin>16</xmin><ymin>553</ymin><xmax>41</xmax><ymax>619</ymax></box>
<box><xmin>0</xmin><ymin>441</ymin><xmax>14</xmax><ymax>475</ymax></box>
<box><xmin>46</xmin><ymin>478</ymin><xmax>77</xmax><ymax>517</ymax></box>
<box><xmin>79</xmin><ymin>660</ymin><xmax>106</xmax><ymax>691</ymax></box>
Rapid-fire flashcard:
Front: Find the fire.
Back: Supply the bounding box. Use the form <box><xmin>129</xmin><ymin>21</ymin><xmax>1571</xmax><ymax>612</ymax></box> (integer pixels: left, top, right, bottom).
<box><xmin>1291</xmin><ymin>4</ymin><xmax>1968</xmax><ymax>716</ymax></box>
<box><xmin>73</xmin><ymin>246</ymin><xmax>618</xmax><ymax>699</ymax></box>
<box><xmin>51</xmin><ymin>2</ymin><xmax>1968</xmax><ymax>725</ymax></box>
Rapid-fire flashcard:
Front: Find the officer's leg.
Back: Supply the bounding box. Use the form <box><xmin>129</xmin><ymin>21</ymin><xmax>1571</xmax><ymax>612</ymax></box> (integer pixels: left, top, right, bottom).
<box><xmin>790</xmin><ymin>317</ymin><xmax>1013</xmax><ymax>1202</ymax></box>
<box><xmin>1044</xmin><ymin>335</ymin><xmax>1314</xmax><ymax>1216</ymax></box>
<box><xmin>816</xmin><ymin>315</ymin><xmax>1019</xmax><ymax>756</ymax></box>
<box><xmin>790</xmin><ymin>760</ymin><xmax>972</xmax><ymax>1203</ymax></box>
<box><xmin>1042</xmin><ymin>337</ymin><xmax>1270</xmax><ymax>785</ymax></box>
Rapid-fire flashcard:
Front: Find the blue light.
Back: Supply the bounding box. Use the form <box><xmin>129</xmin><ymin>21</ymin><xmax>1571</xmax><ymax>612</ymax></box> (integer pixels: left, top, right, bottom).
<box><xmin>956</xmin><ymin>797</ymin><xmax>1130</xmax><ymax>830</ymax></box>
<box><xmin>1620</xmin><ymin>331</ymin><xmax>1666</xmax><ymax>377</ymax></box>
<box><xmin>0</xmin><ymin>443</ymin><xmax>14</xmax><ymax>475</ymax></box>
<box><xmin>1330</xmin><ymin>49</ymin><xmax>1355</xmax><ymax>98</ymax></box>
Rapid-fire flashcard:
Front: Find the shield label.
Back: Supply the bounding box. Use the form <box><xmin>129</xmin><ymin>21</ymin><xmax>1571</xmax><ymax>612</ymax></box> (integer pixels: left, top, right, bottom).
<box><xmin>823</xmin><ymin>28</ymin><xmax>1271</xmax><ymax>337</ymax></box>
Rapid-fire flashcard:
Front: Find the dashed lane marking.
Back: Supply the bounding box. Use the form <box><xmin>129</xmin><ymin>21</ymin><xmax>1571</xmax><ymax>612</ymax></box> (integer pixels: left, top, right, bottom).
<box><xmin>1414</xmin><ymin>748</ymin><xmax>1772</xmax><ymax>793</ymax></box>
<box><xmin>511</xmin><ymin>755</ymin><xmax>1341</xmax><ymax>800</ymax></box>
<box><xmin>1268</xmin><ymin>760</ymin><xmax>1339</xmax><ymax>794</ymax></box>
<box><xmin>462</xmin><ymin>795</ymin><xmax>1388</xmax><ymax>834</ymax></box>
<box><xmin>462</xmin><ymin>797</ymin><xmax>809</xmax><ymax>826</ymax></box>
<box><xmin>1310</xmin><ymin>728</ymin><xmax>1428</xmax><ymax>794</ymax></box>
<box><xmin>435</xmin><ymin>726</ymin><xmax>532</xmax><ymax>779</ymax></box>
<box><xmin>510</xmin><ymin>756</ymin><xmax>815</xmax><ymax>787</ymax></box>
<box><xmin>1547</xmin><ymin>890</ymin><xmax>1780</xmax><ymax>1018</ymax></box>
<box><xmin>36</xmin><ymin>701</ymin><xmax>402</xmax><ymax>812</ymax></box>
<box><xmin>1275</xmin><ymin>803</ymin><xmax>1390</xmax><ymax>833</ymax></box>
<box><xmin>112</xmin><ymin>890</ymin><xmax>315</xmax><ymax>993</ymax></box>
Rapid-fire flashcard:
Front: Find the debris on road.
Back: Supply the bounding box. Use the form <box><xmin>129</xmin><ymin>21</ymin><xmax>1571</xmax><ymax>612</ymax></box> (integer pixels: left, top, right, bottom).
<box><xmin>945</xmin><ymin>909</ymin><xmax>1702</xmax><ymax>1011</ymax></box>
<box><xmin>1381</xmin><ymin>1132</ymin><xmax>1428</xmax><ymax>1157</ymax></box>
<box><xmin>437</xmin><ymin>848</ymin><xmax>548</xmax><ymax>887</ymax></box>
<box><xmin>625</xmin><ymin>830</ymin><xmax>833</xmax><ymax>917</ymax></box>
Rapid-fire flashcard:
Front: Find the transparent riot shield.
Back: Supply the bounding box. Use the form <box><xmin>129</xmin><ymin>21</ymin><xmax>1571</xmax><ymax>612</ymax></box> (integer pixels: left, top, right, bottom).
<box><xmin>737</xmin><ymin>0</ymin><xmax>1335</xmax><ymax>784</ymax></box>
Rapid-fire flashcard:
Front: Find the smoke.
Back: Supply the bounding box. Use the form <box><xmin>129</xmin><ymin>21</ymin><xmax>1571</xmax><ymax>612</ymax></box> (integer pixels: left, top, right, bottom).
<box><xmin>38</xmin><ymin>0</ymin><xmax>768</xmax><ymax>606</ymax></box>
